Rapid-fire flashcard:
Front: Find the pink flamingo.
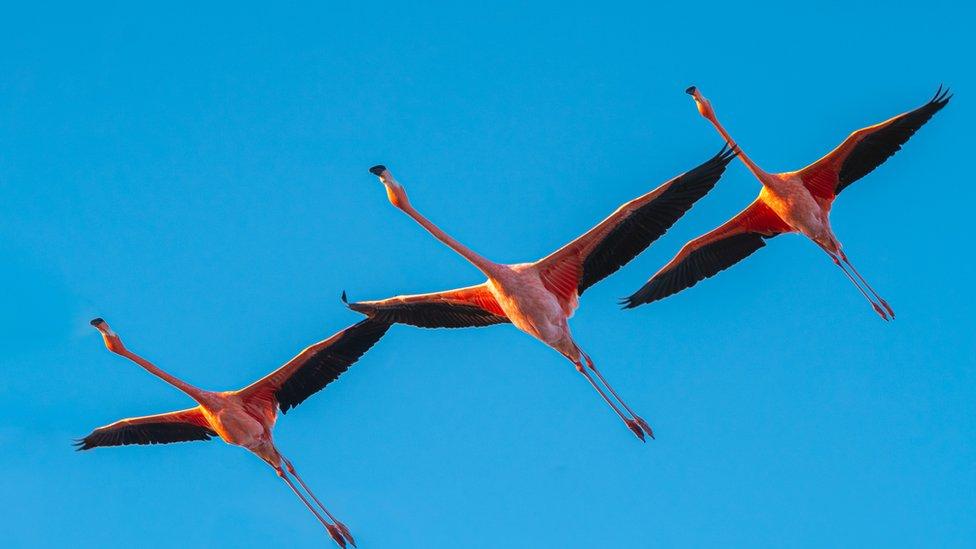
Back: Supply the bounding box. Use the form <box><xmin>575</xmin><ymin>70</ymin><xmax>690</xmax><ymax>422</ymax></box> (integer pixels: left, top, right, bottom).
<box><xmin>345</xmin><ymin>148</ymin><xmax>736</xmax><ymax>441</ymax></box>
<box><xmin>623</xmin><ymin>86</ymin><xmax>951</xmax><ymax>318</ymax></box>
<box><xmin>77</xmin><ymin>317</ymin><xmax>391</xmax><ymax>547</ymax></box>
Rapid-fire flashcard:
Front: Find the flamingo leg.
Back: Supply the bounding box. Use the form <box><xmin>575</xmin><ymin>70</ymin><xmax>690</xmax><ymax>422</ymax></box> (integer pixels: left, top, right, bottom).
<box><xmin>822</xmin><ymin>248</ymin><xmax>889</xmax><ymax>320</ymax></box>
<box><xmin>579</xmin><ymin>349</ymin><xmax>654</xmax><ymax>440</ymax></box>
<box><xmin>283</xmin><ymin>457</ymin><xmax>356</xmax><ymax>548</ymax></box>
<box><xmin>572</xmin><ymin>356</ymin><xmax>646</xmax><ymax>442</ymax></box>
<box><xmin>276</xmin><ymin>467</ymin><xmax>347</xmax><ymax>548</ymax></box>
<box><xmin>838</xmin><ymin>250</ymin><xmax>895</xmax><ymax>318</ymax></box>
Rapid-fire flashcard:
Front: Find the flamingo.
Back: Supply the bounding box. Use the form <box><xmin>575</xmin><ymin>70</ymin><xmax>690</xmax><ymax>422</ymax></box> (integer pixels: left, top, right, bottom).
<box><xmin>76</xmin><ymin>317</ymin><xmax>391</xmax><ymax>547</ymax></box>
<box><xmin>623</xmin><ymin>86</ymin><xmax>951</xmax><ymax>318</ymax></box>
<box><xmin>345</xmin><ymin>147</ymin><xmax>737</xmax><ymax>441</ymax></box>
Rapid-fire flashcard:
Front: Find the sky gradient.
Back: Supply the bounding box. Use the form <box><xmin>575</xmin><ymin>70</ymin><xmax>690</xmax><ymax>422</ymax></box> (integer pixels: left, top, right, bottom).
<box><xmin>1</xmin><ymin>2</ymin><xmax>973</xmax><ymax>547</ymax></box>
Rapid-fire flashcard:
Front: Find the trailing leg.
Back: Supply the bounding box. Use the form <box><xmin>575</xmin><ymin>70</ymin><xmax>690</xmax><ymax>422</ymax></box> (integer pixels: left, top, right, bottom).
<box><xmin>275</xmin><ymin>466</ymin><xmax>347</xmax><ymax>548</ymax></box>
<box><xmin>283</xmin><ymin>456</ymin><xmax>356</xmax><ymax>547</ymax></box>
<box><xmin>579</xmin><ymin>349</ymin><xmax>654</xmax><ymax>439</ymax></box>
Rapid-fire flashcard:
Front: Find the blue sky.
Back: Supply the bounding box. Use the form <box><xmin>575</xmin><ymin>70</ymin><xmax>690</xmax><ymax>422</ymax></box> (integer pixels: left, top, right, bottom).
<box><xmin>1</xmin><ymin>1</ymin><xmax>972</xmax><ymax>547</ymax></box>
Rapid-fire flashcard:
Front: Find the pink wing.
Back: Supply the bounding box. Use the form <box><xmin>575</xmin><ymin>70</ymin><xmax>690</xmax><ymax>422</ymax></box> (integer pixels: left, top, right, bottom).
<box><xmin>796</xmin><ymin>87</ymin><xmax>950</xmax><ymax>201</ymax></box>
<box><xmin>535</xmin><ymin>147</ymin><xmax>737</xmax><ymax>306</ymax></box>
<box><xmin>75</xmin><ymin>407</ymin><xmax>215</xmax><ymax>450</ymax></box>
<box><xmin>622</xmin><ymin>199</ymin><xmax>793</xmax><ymax>308</ymax></box>
<box><xmin>343</xmin><ymin>283</ymin><xmax>509</xmax><ymax>328</ymax></box>
<box><xmin>238</xmin><ymin>319</ymin><xmax>391</xmax><ymax>414</ymax></box>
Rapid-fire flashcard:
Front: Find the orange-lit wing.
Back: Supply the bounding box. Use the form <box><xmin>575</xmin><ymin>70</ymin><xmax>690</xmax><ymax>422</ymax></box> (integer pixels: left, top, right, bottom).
<box><xmin>797</xmin><ymin>87</ymin><xmax>951</xmax><ymax>201</ymax></box>
<box><xmin>239</xmin><ymin>319</ymin><xmax>391</xmax><ymax>414</ymax></box>
<box><xmin>622</xmin><ymin>199</ymin><xmax>792</xmax><ymax>308</ymax></box>
<box><xmin>75</xmin><ymin>407</ymin><xmax>215</xmax><ymax>450</ymax></box>
<box><xmin>535</xmin><ymin>146</ymin><xmax>737</xmax><ymax>302</ymax></box>
<box><xmin>343</xmin><ymin>283</ymin><xmax>509</xmax><ymax>328</ymax></box>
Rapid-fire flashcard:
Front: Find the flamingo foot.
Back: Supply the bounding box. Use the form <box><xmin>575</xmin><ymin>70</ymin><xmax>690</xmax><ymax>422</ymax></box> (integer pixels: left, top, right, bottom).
<box><xmin>879</xmin><ymin>298</ymin><xmax>895</xmax><ymax>319</ymax></box>
<box><xmin>625</xmin><ymin>419</ymin><xmax>646</xmax><ymax>442</ymax></box>
<box><xmin>327</xmin><ymin>524</ymin><xmax>348</xmax><ymax>548</ymax></box>
<box><xmin>634</xmin><ymin>416</ymin><xmax>655</xmax><ymax>440</ymax></box>
<box><xmin>871</xmin><ymin>302</ymin><xmax>890</xmax><ymax>321</ymax></box>
<box><xmin>336</xmin><ymin>521</ymin><xmax>357</xmax><ymax>548</ymax></box>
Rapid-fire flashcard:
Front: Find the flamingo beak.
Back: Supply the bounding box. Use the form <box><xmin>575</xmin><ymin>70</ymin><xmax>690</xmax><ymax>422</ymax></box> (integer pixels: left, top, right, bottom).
<box><xmin>685</xmin><ymin>85</ymin><xmax>705</xmax><ymax>101</ymax></box>
<box><xmin>369</xmin><ymin>165</ymin><xmax>398</xmax><ymax>188</ymax></box>
<box><xmin>89</xmin><ymin>317</ymin><xmax>117</xmax><ymax>337</ymax></box>
<box><xmin>685</xmin><ymin>86</ymin><xmax>713</xmax><ymax>117</ymax></box>
<box><xmin>368</xmin><ymin>165</ymin><xmax>407</xmax><ymax>207</ymax></box>
<box><xmin>369</xmin><ymin>165</ymin><xmax>403</xmax><ymax>189</ymax></box>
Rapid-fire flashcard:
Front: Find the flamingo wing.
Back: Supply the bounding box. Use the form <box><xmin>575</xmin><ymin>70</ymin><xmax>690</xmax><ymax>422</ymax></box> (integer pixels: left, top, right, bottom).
<box><xmin>534</xmin><ymin>146</ymin><xmax>736</xmax><ymax>304</ymax></box>
<box><xmin>75</xmin><ymin>407</ymin><xmax>215</xmax><ymax>450</ymax></box>
<box><xmin>621</xmin><ymin>199</ymin><xmax>792</xmax><ymax>308</ymax></box>
<box><xmin>342</xmin><ymin>283</ymin><xmax>510</xmax><ymax>328</ymax></box>
<box><xmin>797</xmin><ymin>87</ymin><xmax>951</xmax><ymax>200</ymax></box>
<box><xmin>239</xmin><ymin>319</ymin><xmax>392</xmax><ymax>414</ymax></box>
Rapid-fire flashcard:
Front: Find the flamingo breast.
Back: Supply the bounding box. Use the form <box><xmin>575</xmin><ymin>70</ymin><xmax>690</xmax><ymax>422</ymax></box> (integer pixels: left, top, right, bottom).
<box><xmin>761</xmin><ymin>177</ymin><xmax>830</xmax><ymax>240</ymax></box>
<box><xmin>205</xmin><ymin>401</ymin><xmax>270</xmax><ymax>449</ymax></box>
<box><xmin>488</xmin><ymin>264</ymin><xmax>572</xmax><ymax>346</ymax></box>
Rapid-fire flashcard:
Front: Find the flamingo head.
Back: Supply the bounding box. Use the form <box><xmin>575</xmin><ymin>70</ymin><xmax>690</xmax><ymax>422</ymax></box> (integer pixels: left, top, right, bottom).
<box><xmin>685</xmin><ymin>86</ymin><xmax>715</xmax><ymax>120</ymax></box>
<box><xmin>368</xmin><ymin>165</ymin><xmax>410</xmax><ymax>209</ymax></box>
<box><xmin>90</xmin><ymin>318</ymin><xmax>125</xmax><ymax>353</ymax></box>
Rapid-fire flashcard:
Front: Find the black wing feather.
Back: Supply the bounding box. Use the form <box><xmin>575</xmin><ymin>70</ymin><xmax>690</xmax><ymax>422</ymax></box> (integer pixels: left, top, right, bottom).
<box><xmin>275</xmin><ymin>319</ymin><xmax>391</xmax><ymax>413</ymax></box>
<box><xmin>578</xmin><ymin>146</ymin><xmax>737</xmax><ymax>294</ymax></box>
<box><xmin>75</xmin><ymin>421</ymin><xmax>216</xmax><ymax>451</ymax></box>
<box><xmin>622</xmin><ymin>231</ymin><xmax>774</xmax><ymax>308</ymax></box>
<box><xmin>345</xmin><ymin>300</ymin><xmax>509</xmax><ymax>329</ymax></box>
<box><xmin>837</xmin><ymin>87</ymin><xmax>951</xmax><ymax>194</ymax></box>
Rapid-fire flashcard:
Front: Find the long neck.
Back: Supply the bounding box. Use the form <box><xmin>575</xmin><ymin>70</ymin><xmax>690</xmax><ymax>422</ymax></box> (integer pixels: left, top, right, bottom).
<box><xmin>400</xmin><ymin>203</ymin><xmax>499</xmax><ymax>277</ymax></box>
<box><xmin>119</xmin><ymin>349</ymin><xmax>208</xmax><ymax>403</ymax></box>
<box><xmin>705</xmin><ymin>113</ymin><xmax>768</xmax><ymax>180</ymax></box>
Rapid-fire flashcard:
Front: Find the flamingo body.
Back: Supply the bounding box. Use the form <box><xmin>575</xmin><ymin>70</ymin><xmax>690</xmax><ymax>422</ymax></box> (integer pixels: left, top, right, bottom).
<box><xmin>487</xmin><ymin>264</ymin><xmax>576</xmax><ymax>353</ymax></box>
<box><xmin>624</xmin><ymin>86</ymin><xmax>951</xmax><ymax>318</ymax></box>
<box><xmin>758</xmin><ymin>178</ymin><xmax>834</xmax><ymax>248</ymax></box>
<box><xmin>351</xmin><ymin>148</ymin><xmax>738</xmax><ymax>440</ymax></box>
<box><xmin>201</xmin><ymin>395</ymin><xmax>273</xmax><ymax>451</ymax></box>
<box><xmin>77</xmin><ymin>318</ymin><xmax>391</xmax><ymax>547</ymax></box>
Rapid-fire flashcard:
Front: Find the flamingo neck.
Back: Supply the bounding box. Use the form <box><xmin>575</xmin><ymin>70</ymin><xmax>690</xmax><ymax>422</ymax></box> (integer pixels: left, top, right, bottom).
<box><xmin>119</xmin><ymin>349</ymin><xmax>208</xmax><ymax>403</ymax></box>
<box><xmin>705</xmin><ymin>114</ymin><xmax>768</xmax><ymax>180</ymax></box>
<box><xmin>400</xmin><ymin>203</ymin><xmax>499</xmax><ymax>277</ymax></box>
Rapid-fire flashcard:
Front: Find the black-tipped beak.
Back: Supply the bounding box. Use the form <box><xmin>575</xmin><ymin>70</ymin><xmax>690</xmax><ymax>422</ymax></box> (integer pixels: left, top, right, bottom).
<box><xmin>368</xmin><ymin>165</ymin><xmax>387</xmax><ymax>176</ymax></box>
<box><xmin>685</xmin><ymin>86</ymin><xmax>697</xmax><ymax>96</ymax></box>
<box><xmin>90</xmin><ymin>318</ymin><xmax>105</xmax><ymax>326</ymax></box>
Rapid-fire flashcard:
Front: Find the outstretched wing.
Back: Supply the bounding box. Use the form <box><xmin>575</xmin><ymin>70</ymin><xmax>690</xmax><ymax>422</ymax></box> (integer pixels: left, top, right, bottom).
<box><xmin>239</xmin><ymin>319</ymin><xmax>392</xmax><ymax>414</ymax></box>
<box><xmin>622</xmin><ymin>199</ymin><xmax>792</xmax><ymax>308</ymax></box>
<box><xmin>534</xmin><ymin>146</ymin><xmax>737</xmax><ymax>304</ymax></box>
<box><xmin>75</xmin><ymin>407</ymin><xmax>215</xmax><ymax>450</ymax></box>
<box><xmin>797</xmin><ymin>86</ymin><xmax>951</xmax><ymax>200</ymax></box>
<box><xmin>343</xmin><ymin>284</ymin><xmax>509</xmax><ymax>329</ymax></box>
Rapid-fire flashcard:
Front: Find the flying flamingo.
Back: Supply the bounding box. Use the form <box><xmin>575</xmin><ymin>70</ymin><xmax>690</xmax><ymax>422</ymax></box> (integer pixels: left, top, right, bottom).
<box><xmin>623</xmin><ymin>86</ymin><xmax>951</xmax><ymax>318</ymax></box>
<box><xmin>77</xmin><ymin>317</ymin><xmax>391</xmax><ymax>547</ymax></box>
<box><xmin>344</xmin><ymin>148</ymin><xmax>736</xmax><ymax>441</ymax></box>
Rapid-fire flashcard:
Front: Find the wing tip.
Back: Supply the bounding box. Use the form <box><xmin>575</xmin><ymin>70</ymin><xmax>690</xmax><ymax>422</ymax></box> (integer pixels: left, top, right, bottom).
<box><xmin>618</xmin><ymin>295</ymin><xmax>641</xmax><ymax>309</ymax></box>
<box><xmin>691</xmin><ymin>143</ymin><xmax>738</xmax><ymax>179</ymax></box>
<box><xmin>341</xmin><ymin>292</ymin><xmax>374</xmax><ymax>317</ymax></box>
<box><xmin>672</xmin><ymin>144</ymin><xmax>737</xmax><ymax>189</ymax></box>
<box><xmin>619</xmin><ymin>286</ymin><xmax>657</xmax><ymax>309</ymax></box>
<box><xmin>931</xmin><ymin>84</ymin><xmax>952</xmax><ymax>107</ymax></box>
<box><xmin>717</xmin><ymin>142</ymin><xmax>739</xmax><ymax>163</ymax></box>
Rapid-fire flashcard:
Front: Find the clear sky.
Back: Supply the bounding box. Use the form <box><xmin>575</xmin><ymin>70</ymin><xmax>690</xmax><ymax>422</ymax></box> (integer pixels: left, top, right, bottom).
<box><xmin>1</xmin><ymin>1</ymin><xmax>972</xmax><ymax>547</ymax></box>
